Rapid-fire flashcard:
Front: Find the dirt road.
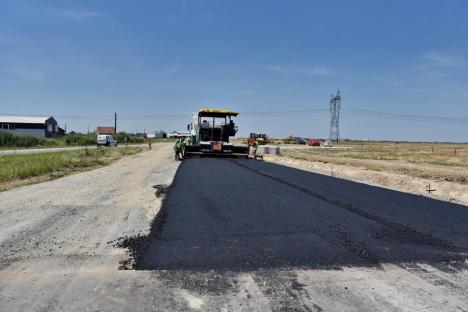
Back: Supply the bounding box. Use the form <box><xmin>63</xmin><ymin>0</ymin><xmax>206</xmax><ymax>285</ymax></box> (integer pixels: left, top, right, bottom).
<box><xmin>1</xmin><ymin>145</ymin><xmax>467</xmax><ymax>311</ymax></box>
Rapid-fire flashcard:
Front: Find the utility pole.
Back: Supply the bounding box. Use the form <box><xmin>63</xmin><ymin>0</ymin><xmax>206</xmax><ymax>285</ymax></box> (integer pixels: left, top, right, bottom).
<box><xmin>114</xmin><ymin>112</ymin><xmax>117</xmax><ymax>134</ymax></box>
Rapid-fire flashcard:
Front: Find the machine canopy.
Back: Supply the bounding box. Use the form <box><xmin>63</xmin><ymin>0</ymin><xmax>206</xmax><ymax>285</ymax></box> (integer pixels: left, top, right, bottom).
<box><xmin>198</xmin><ymin>108</ymin><xmax>239</xmax><ymax>118</ymax></box>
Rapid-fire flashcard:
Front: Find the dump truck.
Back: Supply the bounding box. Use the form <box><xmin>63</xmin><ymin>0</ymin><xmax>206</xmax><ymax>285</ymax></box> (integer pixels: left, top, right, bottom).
<box><xmin>184</xmin><ymin>109</ymin><xmax>249</xmax><ymax>158</ymax></box>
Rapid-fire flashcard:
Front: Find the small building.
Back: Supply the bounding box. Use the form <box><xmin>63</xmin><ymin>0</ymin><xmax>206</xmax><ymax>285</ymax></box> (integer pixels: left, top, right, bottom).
<box><xmin>96</xmin><ymin>127</ymin><xmax>116</xmax><ymax>135</ymax></box>
<box><xmin>57</xmin><ymin>127</ymin><xmax>66</xmax><ymax>136</ymax></box>
<box><xmin>167</xmin><ymin>131</ymin><xmax>191</xmax><ymax>138</ymax></box>
<box><xmin>0</xmin><ymin>116</ymin><xmax>59</xmax><ymax>138</ymax></box>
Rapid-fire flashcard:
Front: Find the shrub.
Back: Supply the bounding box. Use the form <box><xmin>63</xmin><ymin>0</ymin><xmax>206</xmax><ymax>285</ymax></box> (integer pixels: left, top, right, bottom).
<box><xmin>0</xmin><ymin>132</ymin><xmax>46</xmax><ymax>147</ymax></box>
<box><xmin>114</xmin><ymin>132</ymin><xmax>145</xmax><ymax>144</ymax></box>
<box><xmin>63</xmin><ymin>134</ymin><xmax>97</xmax><ymax>146</ymax></box>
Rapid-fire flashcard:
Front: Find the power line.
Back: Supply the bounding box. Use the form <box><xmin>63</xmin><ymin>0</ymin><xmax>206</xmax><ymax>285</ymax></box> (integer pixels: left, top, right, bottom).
<box><xmin>1</xmin><ymin>108</ymin><xmax>467</xmax><ymax>124</ymax></box>
<box><xmin>343</xmin><ymin>108</ymin><xmax>468</xmax><ymax>125</ymax></box>
<box><xmin>241</xmin><ymin>108</ymin><xmax>328</xmax><ymax>116</ymax></box>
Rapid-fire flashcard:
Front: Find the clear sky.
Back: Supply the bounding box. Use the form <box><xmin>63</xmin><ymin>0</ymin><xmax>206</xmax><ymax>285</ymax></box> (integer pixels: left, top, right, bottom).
<box><xmin>1</xmin><ymin>0</ymin><xmax>467</xmax><ymax>141</ymax></box>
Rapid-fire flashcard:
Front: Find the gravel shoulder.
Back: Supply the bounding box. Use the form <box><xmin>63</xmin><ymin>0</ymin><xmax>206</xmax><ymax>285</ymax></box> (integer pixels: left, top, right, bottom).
<box><xmin>0</xmin><ymin>143</ymin><xmax>180</xmax><ymax>311</ymax></box>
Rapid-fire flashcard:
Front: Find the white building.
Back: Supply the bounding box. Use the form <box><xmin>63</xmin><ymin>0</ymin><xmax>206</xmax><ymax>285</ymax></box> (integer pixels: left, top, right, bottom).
<box><xmin>167</xmin><ymin>131</ymin><xmax>191</xmax><ymax>138</ymax></box>
<box><xmin>0</xmin><ymin>116</ymin><xmax>59</xmax><ymax>138</ymax></box>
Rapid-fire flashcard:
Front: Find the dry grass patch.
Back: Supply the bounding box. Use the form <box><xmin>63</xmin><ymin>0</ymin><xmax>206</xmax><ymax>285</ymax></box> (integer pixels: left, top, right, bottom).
<box><xmin>300</xmin><ymin>142</ymin><xmax>468</xmax><ymax>166</ymax></box>
<box><xmin>279</xmin><ymin>142</ymin><xmax>468</xmax><ymax>184</ymax></box>
<box><xmin>0</xmin><ymin>147</ymin><xmax>142</xmax><ymax>191</ymax></box>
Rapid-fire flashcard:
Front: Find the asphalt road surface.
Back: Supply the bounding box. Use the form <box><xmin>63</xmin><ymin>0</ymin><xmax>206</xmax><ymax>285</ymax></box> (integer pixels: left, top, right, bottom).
<box><xmin>121</xmin><ymin>157</ymin><xmax>468</xmax><ymax>311</ymax></box>
<box><xmin>1</xmin><ymin>148</ymin><xmax>468</xmax><ymax>311</ymax></box>
<box><xmin>126</xmin><ymin>158</ymin><xmax>468</xmax><ymax>271</ymax></box>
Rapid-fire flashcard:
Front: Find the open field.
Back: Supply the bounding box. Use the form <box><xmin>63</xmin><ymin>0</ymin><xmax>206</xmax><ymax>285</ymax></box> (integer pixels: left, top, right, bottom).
<box><xmin>0</xmin><ymin>146</ymin><xmax>142</xmax><ymax>191</ymax></box>
<box><xmin>279</xmin><ymin>142</ymin><xmax>468</xmax><ymax>183</ymax></box>
<box><xmin>320</xmin><ymin>141</ymin><xmax>468</xmax><ymax>166</ymax></box>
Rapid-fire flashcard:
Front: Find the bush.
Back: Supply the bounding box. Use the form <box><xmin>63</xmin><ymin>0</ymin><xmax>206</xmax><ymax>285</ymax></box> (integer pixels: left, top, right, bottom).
<box><xmin>0</xmin><ymin>132</ymin><xmax>46</xmax><ymax>147</ymax></box>
<box><xmin>114</xmin><ymin>132</ymin><xmax>145</xmax><ymax>144</ymax></box>
<box><xmin>0</xmin><ymin>131</ymin><xmax>145</xmax><ymax>148</ymax></box>
<box><xmin>63</xmin><ymin>134</ymin><xmax>97</xmax><ymax>146</ymax></box>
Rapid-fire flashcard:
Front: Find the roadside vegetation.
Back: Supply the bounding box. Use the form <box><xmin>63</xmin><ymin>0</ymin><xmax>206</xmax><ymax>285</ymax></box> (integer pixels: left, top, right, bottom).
<box><xmin>0</xmin><ymin>132</ymin><xmax>147</xmax><ymax>149</ymax></box>
<box><xmin>0</xmin><ymin>146</ymin><xmax>142</xmax><ymax>191</ymax></box>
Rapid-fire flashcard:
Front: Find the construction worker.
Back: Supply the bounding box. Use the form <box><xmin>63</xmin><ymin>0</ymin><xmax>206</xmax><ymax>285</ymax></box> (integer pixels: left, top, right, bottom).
<box><xmin>252</xmin><ymin>140</ymin><xmax>259</xmax><ymax>159</ymax></box>
<box><xmin>180</xmin><ymin>138</ymin><xmax>187</xmax><ymax>159</ymax></box>
<box><xmin>248</xmin><ymin>139</ymin><xmax>258</xmax><ymax>158</ymax></box>
<box><xmin>174</xmin><ymin>138</ymin><xmax>182</xmax><ymax>160</ymax></box>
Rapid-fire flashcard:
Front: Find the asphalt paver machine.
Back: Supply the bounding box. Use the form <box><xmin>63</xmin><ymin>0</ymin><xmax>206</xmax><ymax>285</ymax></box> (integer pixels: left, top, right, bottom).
<box><xmin>185</xmin><ymin>109</ymin><xmax>249</xmax><ymax>158</ymax></box>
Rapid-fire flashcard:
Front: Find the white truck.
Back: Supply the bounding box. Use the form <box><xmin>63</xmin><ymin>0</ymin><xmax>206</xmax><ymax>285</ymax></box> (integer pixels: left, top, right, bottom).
<box><xmin>97</xmin><ymin>134</ymin><xmax>118</xmax><ymax>147</ymax></box>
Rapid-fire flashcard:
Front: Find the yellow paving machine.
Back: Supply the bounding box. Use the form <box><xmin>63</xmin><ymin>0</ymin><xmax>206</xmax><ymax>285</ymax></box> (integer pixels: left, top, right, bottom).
<box><xmin>185</xmin><ymin>109</ymin><xmax>249</xmax><ymax>158</ymax></box>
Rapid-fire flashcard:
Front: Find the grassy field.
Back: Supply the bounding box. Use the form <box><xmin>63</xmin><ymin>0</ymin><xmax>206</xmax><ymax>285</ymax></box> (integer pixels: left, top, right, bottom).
<box><xmin>278</xmin><ymin>141</ymin><xmax>468</xmax><ymax>184</ymax></box>
<box><xmin>0</xmin><ymin>146</ymin><xmax>142</xmax><ymax>191</ymax></box>
<box><xmin>283</xmin><ymin>141</ymin><xmax>468</xmax><ymax>167</ymax></box>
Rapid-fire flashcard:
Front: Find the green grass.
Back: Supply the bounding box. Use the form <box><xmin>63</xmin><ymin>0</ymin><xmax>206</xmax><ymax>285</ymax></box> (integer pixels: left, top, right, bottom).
<box><xmin>0</xmin><ymin>147</ymin><xmax>142</xmax><ymax>184</ymax></box>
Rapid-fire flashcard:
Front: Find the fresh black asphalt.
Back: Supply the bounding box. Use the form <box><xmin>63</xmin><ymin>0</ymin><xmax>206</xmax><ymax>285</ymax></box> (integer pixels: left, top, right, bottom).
<box><xmin>120</xmin><ymin>158</ymin><xmax>468</xmax><ymax>272</ymax></box>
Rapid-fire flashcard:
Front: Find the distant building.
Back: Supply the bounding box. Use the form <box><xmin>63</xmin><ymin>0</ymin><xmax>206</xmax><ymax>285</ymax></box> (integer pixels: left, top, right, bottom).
<box><xmin>154</xmin><ymin>130</ymin><xmax>167</xmax><ymax>139</ymax></box>
<box><xmin>167</xmin><ymin>131</ymin><xmax>191</xmax><ymax>138</ymax></box>
<box><xmin>96</xmin><ymin>127</ymin><xmax>116</xmax><ymax>135</ymax></box>
<box><xmin>58</xmin><ymin>126</ymin><xmax>66</xmax><ymax>136</ymax></box>
<box><xmin>0</xmin><ymin>116</ymin><xmax>59</xmax><ymax>138</ymax></box>
<box><xmin>144</xmin><ymin>131</ymin><xmax>167</xmax><ymax>139</ymax></box>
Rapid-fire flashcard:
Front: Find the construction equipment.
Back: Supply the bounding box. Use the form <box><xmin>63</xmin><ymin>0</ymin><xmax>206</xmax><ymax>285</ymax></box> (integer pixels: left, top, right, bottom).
<box><xmin>184</xmin><ymin>108</ymin><xmax>249</xmax><ymax>158</ymax></box>
<box><xmin>248</xmin><ymin>133</ymin><xmax>267</xmax><ymax>145</ymax></box>
<box><xmin>282</xmin><ymin>135</ymin><xmax>306</xmax><ymax>145</ymax></box>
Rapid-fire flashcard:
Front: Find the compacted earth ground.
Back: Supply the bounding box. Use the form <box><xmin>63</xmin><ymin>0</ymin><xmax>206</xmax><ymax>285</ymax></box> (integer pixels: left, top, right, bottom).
<box><xmin>1</xmin><ymin>143</ymin><xmax>467</xmax><ymax>312</ymax></box>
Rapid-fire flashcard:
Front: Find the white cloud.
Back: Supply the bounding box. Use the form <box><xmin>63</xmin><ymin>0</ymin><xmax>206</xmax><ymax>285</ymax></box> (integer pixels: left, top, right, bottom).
<box><xmin>58</xmin><ymin>9</ymin><xmax>107</xmax><ymax>20</ymax></box>
<box><xmin>0</xmin><ymin>32</ymin><xmax>28</xmax><ymax>45</ymax></box>
<box><xmin>416</xmin><ymin>52</ymin><xmax>468</xmax><ymax>79</ymax></box>
<box><xmin>165</xmin><ymin>59</ymin><xmax>181</xmax><ymax>75</ymax></box>
<box><xmin>267</xmin><ymin>65</ymin><xmax>332</xmax><ymax>76</ymax></box>
<box><xmin>0</xmin><ymin>67</ymin><xmax>47</xmax><ymax>80</ymax></box>
<box><xmin>422</xmin><ymin>52</ymin><xmax>466</xmax><ymax>68</ymax></box>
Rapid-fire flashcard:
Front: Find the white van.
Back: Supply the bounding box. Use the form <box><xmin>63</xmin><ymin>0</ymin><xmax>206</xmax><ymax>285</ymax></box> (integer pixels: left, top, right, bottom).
<box><xmin>97</xmin><ymin>135</ymin><xmax>118</xmax><ymax>147</ymax></box>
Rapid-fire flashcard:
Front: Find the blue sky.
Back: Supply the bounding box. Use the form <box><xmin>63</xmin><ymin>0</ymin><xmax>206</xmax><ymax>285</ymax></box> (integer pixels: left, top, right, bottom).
<box><xmin>0</xmin><ymin>0</ymin><xmax>467</xmax><ymax>141</ymax></box>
